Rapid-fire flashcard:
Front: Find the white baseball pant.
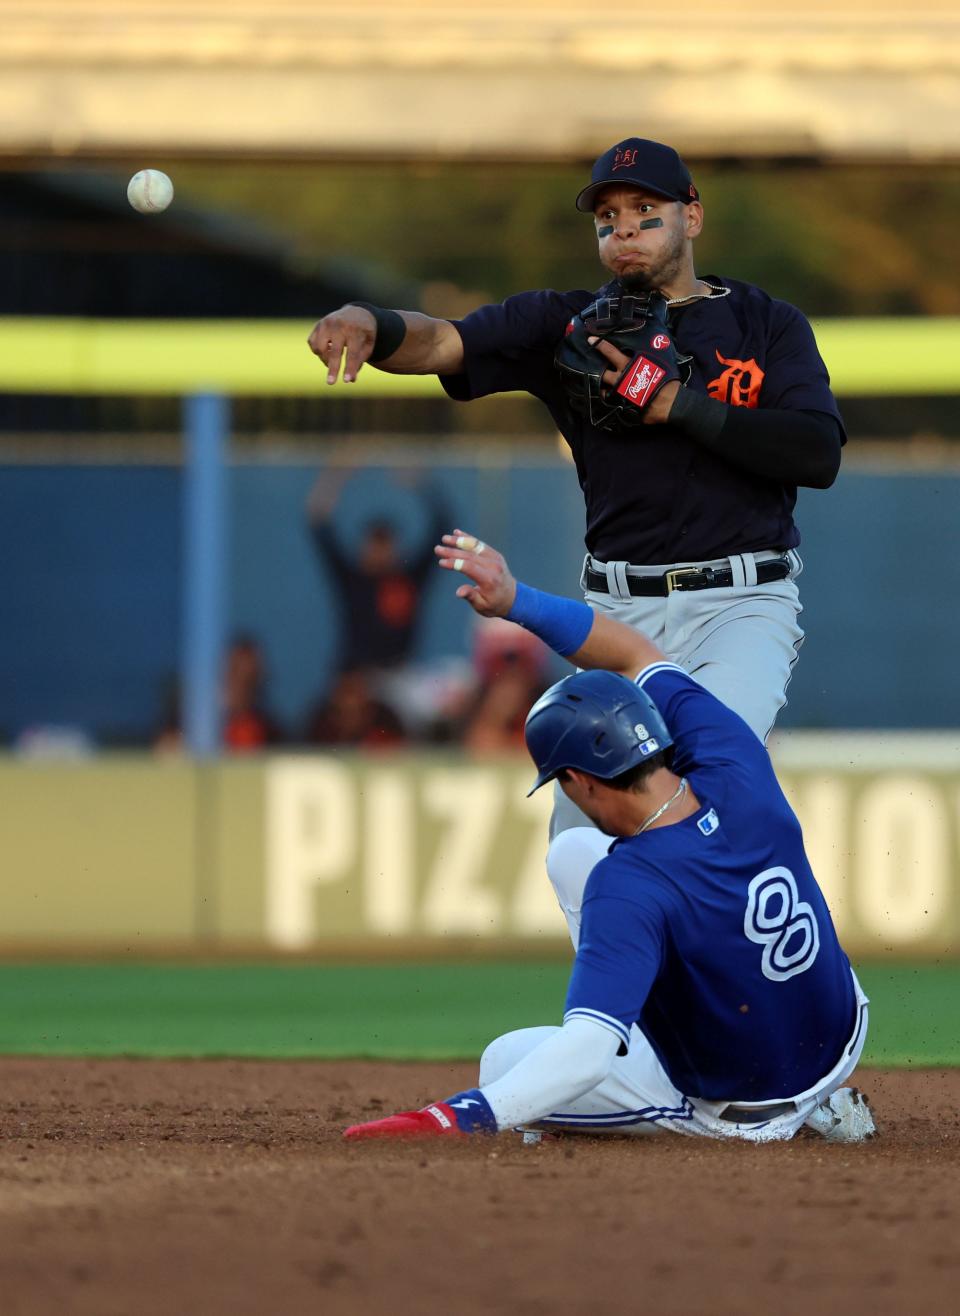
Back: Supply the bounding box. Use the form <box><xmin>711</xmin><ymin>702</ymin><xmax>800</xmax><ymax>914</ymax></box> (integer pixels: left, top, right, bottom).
<box><xmin>478</xmin><ymin>971</ymin><xmax>868</xmax><ymax>1142</ymax></box>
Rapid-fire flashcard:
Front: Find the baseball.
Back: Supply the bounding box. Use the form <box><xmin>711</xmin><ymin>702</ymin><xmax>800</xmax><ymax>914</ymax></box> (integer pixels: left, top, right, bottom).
<box><xmin>127</xmin><ymin>169</ymin><xmax>174</xmax><ymax>214</ymax></box>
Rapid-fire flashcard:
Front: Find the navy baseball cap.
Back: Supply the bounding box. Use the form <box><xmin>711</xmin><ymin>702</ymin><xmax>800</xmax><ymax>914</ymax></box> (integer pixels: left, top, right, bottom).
<box><xmin>576</xmin><ymin>138</ymin><xmax>699</xmax><ymax>213</ymax></box>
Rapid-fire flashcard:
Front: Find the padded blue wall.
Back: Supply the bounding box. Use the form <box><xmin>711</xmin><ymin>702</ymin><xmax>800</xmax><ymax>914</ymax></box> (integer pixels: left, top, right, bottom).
<box><xmin>1</xmin><ymin>466</ymin><xmax>180</xmax><ymax>742</ymax></box>
<box><xmin>1</xmin><ymin>456</ymin><xmax>956</xmax><ymax>742</ymax></box>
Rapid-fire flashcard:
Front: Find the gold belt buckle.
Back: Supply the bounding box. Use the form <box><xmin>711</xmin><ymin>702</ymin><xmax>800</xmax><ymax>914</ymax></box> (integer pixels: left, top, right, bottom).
<box><xmin>664</xmin><ymin>567</ymin><xmax>702</xmax><ymax>594</ymax></box>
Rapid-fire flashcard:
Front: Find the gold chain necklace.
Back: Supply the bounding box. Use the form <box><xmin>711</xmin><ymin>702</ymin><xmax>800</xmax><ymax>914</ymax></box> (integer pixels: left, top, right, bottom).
<box><xmin>634</xmin><ymin>777</ymin><xmax>688</xmax><ymax>835</ymax></box>
<box><xmin>665</xmin><ymin>282</ymin><xmax>729</xmax><ymax>307</ymax></box>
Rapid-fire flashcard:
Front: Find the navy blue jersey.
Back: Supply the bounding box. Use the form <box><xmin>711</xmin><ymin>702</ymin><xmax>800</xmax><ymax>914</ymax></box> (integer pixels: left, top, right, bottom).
<box><xmin>564</xmin><ymin>662</ymin><xmax>856</xmax><ymax>1102</ymax></box>
<box><xmin>439</xmin><ymin>278</ymin><xmax>844</xmax><ymax>564</ymax></box>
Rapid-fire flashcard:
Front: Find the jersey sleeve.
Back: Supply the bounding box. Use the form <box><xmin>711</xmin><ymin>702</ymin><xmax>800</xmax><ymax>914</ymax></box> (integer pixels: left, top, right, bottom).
<box><xmin>564</xmin><ymin>887</ymin><xmax>666</xmax><ymax>1049</ymax></box>
<box><xmin>761</xmin><ymin>302</ymin><xmax>846</xmax><ymax>436</ymax></box>
<box><xmin>439</xmin><ymin>290</ymin><xmax>583</xmax><ymax>402</ymax></box>
<box><xmin>480</xmin><ymin>1015</ymin><xmax>621</xmax><ymax>1131</ymax></box>
<box><xmin>634</xmin><ymin>661</ymin><xmax>772</xmax><ymax>782</ymax></box>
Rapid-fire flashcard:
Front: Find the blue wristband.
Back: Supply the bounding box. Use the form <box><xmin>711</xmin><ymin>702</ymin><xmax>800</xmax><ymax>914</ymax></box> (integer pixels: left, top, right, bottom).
<box><xmin>442</xmin><ymin>1089</ymin><xmax>499</xmax><ymax>1135</ymax></box>
<box><xmin>506</xmin><ymin>582</ymin><xmax>594</xmax><ymax>657</ymax></box>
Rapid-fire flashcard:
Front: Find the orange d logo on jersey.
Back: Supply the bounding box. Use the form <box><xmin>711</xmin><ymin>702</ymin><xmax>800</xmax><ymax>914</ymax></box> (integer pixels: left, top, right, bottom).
<box><xmin>707</xmin><ymin>351</ymin><xmax>765</xmax><ymax>408</ymax></box>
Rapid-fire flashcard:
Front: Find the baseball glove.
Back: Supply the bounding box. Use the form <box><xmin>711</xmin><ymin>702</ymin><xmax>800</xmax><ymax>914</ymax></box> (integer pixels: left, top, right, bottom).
<box><xmin>554</xmin><ymin>292</ymin><xmax>689</xmax><ymax>431</ymax></box>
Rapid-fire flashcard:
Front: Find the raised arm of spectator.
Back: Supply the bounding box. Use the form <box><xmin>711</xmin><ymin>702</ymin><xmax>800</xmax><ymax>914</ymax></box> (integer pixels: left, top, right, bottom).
<box><xmin>394</xmin><ymin>472</ymin><xmax>455</xmax><ymax>581</ymax></box>
<box><xmin>305</xmin><ymin>466</ymin><xmax>355</xmax><ymax>573</ymax></box>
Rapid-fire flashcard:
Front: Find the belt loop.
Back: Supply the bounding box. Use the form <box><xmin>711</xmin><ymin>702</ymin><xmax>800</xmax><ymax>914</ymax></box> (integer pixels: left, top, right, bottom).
<box><xmin>740</xmin><ymin>553</ymin><xmax>758</xmax><ymax>588</ymax></box>
<box><xmin>604</xmin><ymin>560</ymin><xmax>633</xmax><ymax>602</ymax></box>
<box><xmin>579</xmin><ymin>554</ymin><xmax>591</xmax><ymax>592</ymax></box>
<box><xmin>728</xmin><ymin>555</ymin><xmax>747</xmax><ymax>589</ymax></box>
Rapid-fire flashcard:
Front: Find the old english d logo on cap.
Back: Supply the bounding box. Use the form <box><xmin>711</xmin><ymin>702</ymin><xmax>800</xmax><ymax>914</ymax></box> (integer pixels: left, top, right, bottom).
<box><xmin>612</xmin><ymin>146</ymin><xmax>640</xmax><ymax>172</ymax></box>
<box><xmin>576</xmin><ymin>138</ymin><xmax>699</xmax><ymax>212</ymax></box>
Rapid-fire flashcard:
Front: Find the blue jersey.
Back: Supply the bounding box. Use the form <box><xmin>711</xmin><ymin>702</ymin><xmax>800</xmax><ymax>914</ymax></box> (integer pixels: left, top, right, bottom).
<box><xmin>440</xmin><ymin>277</ymin><xmax>844</xmax><ymax>564</ymax></box>
<box><xmin>564</xmin><ymin>663</ymin><xmax>857</xmax><ymax>1102</ymax></box>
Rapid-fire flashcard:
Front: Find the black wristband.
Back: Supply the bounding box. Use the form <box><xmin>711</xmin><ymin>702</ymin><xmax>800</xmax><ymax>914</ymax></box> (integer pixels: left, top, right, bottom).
<box><xmin>667</xmin><ymin>385</ymin><xmax>727</xmax><ymax>443</ymax></box>
<box><xmin>348</xmin><ymin>301</ymin><xmax>407</xmax><ymax>362</ymax></box>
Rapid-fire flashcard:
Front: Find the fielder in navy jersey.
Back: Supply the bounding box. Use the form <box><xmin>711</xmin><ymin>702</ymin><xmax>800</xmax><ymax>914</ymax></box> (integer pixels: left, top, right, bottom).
<box><xmin>345</xmin><ymin>533</ymin><xmax>875</xmax><ymax>1144</ymax></box>
<box><xmin>436</xmin><ymin>275</ymin><xmax>840</xmax><ymax>569</ymax></box>
<box><xmin>307</xmin><ymin>135</ymin><xmax>844</xmax><ymax>855</ymax></box>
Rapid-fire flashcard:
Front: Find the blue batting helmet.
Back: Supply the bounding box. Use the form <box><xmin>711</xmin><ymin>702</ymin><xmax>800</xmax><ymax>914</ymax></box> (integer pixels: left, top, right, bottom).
<box><xmin>524</xmin><ymin>670</ymin><xmax>673</xmax><ymax>795</ymax></box>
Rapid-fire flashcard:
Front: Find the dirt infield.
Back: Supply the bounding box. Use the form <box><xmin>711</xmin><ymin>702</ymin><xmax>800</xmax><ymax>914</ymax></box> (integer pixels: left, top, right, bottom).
<box><xmin>1</xmin><ymin>1060</ymin><xmax>957</xmax><ymax>1316</ymax></box>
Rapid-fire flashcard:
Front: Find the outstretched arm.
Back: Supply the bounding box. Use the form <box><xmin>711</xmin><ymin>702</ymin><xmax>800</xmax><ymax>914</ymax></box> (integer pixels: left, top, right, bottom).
<box><xmin>306</xmin><ymin>304</ymin><xmax>464</xmax><ymax>384</ymax></box>
<box><xmin>434</xmin><ymin>530</ymin><xmax>666</xmax><ymax>678</ymax></box>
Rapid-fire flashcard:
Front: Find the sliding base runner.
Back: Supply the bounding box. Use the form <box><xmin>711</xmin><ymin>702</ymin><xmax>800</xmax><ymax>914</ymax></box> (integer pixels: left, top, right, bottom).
<box><xmin>344</xmin><ymin>534</ymin><xmax>876</xmax><ymax>1145</ymax></box>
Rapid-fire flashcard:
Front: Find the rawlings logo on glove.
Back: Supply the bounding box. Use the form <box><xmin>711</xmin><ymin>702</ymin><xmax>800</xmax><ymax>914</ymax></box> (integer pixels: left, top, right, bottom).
<box><xmin>612</xmin><ymin>320</ymin><xmax>680</xmax><ymax>412</ymax></box>
<box><xmin>617</xmin><ymin>355</ymin><xmax>667</xmax><ymax>408</ymax></box>
<box><xmin>344</xmin><ymin>1088</ymin><xmax>498</xmax><ymax>1141</ymax></box>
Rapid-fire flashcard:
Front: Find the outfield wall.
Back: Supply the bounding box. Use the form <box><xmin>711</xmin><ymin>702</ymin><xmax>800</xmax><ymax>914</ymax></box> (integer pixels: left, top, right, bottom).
<box><xmin>2</xmin><ymin>738</ymin><xmax>958</xmax><ymax>958</ymax></box>
<box><xmin>4</xmin><ymin>459</ymin><xmax>960</xmax><ymax>741</ymax></box>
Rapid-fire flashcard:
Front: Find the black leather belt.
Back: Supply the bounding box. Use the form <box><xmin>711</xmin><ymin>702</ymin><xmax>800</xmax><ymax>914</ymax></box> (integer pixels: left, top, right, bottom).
<box><xmin>584</xmin><ymin>555</ymin><xmax>791</xmax><ymax>597</ymax></box>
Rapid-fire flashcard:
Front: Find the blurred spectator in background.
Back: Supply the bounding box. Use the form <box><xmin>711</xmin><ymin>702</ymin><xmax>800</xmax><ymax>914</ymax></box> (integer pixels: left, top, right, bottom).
<box><xmin>304</xmin><ymin>667</ymin><xmax>406</xmax><ymax>749</ymax></box>
<box><xmin>154</xmin><ymin>634</ymin><xmax>284</xmax><ymax>753</ymax></box>
<box><xmin>222</xmin><ymin>635</ymin><xmax>284</xmax><ymax>751</ymax></box>
<box><xmin>306</xmin><ymin>467</ymin><xmax>450</xmax><ymax>673</ymax></box>
<box><xmin>458</xmin><ymin>618</ymin><xmax>551</xmax><ymax>755</ymax></box>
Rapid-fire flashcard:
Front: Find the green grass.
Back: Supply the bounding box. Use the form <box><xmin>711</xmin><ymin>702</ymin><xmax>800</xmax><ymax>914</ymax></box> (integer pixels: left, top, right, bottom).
<box><xmin>0</xmin><ymin>961</ymin><xmax>956</xmax><ymax>1065</ymax></box>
